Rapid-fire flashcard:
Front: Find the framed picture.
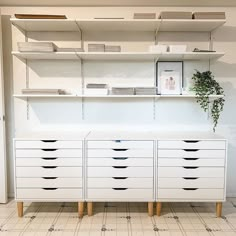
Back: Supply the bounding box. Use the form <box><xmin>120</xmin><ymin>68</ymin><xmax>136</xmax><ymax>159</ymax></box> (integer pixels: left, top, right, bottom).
<box><xmin>156</xmin><ymin>61</ymin><xmax>183</xmax><ymax>95</ymax></box>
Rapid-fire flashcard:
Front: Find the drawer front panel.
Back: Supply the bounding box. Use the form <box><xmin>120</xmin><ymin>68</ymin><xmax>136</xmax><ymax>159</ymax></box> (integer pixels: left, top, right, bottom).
<box><xmin>158</xmin><ymin>167</ymin><xmax>224</xmax><ymax>178</ymax></box>
<box><xmin>87</xmin><ymin>177</ymin><xmax>153</xmax><ymax>188</ymax></box>
<box><xmin>158</xmin><ymin>140</ymin><xmax>226</xmax><ymax>150</ymax></box>
<box><xmin>16</xmin><ymin>177</ymin><xmax>82</xmax><ymax>188</ymax></box>
<box><xmin>16</xmin><ymin>188</ymin><xmax>82</xmax><ymax>199</ymax></box>
<box><xmin>87</xmin><ymin>189</ymin><xmax>153</xmax><ymax>199</ymax></box>
<box><xmin>158</xmin><ymin>149</ymin><xmax>225</xmax><ymax>159</ymax></box>
<box><xmin>158</xmin><ymin>158</ymin><xmax>224</xmax><ymax>167</ymax></box>
<box><xmin>15</xmin><ymin>149</ymin><xmax>82</xmax><ymax>158</ymax></box>
<box><xmin>158</xmin><ymin>188</ymin><xmax>224</xmax><ymax>200</ymax></box>
<box><xmin>16</xmin><ymin>158</ymin><xmax>82</xmax><ymax>167</ymax></box>
<box><xmin>87</xmin><ymin>167</ymin><xmax>153</xmax><ymax>177</ymax></box>
<box><xmin>16</xmin><ymin>167</ymin><xmax>82</xmax><ymax>177</ymax></box>
<box><xmin>158</xmin><ymin>177</ymin><xmax>224</xmax><ymax>189</ymax></box>
<box><xmin>88</xmin><ymin>149</ymin><xmax>153</xmax><ymax>158</ymax></box>
<box><xmin>15</xmin><ymin>140</ymin><xmax>83</xmax><ymax>149</ymax></box>
<box><xmin>87</xmin><ymin>141</ymin><xmax>153</xmax><ymax>149</ymax></box>
<box><xmin>88</xmin><ymin>158</ymin><xmax>153</xmax><ymax>167</ymax></box>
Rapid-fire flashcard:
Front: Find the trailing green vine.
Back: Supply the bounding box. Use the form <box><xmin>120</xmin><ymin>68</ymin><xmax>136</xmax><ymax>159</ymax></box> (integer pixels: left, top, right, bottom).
<box><xmin>191</xmin><ymin>70</ymin><xmax>225</xmax><ymax>132</ymax></box>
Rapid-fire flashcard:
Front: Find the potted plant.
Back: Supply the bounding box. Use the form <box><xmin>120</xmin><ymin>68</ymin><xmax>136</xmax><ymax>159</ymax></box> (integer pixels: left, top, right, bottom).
<box><xmin>191</xmin><ymin>70</ymin><xmax>225</xmax><ymax>132</ymax></box>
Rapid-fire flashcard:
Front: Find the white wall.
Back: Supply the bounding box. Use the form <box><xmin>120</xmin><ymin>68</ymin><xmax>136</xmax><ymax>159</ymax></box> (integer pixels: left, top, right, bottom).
<box><xmin>1</xmin><ymin>6</ymin><xmax>236</xmax><ymax>198</ymax></box>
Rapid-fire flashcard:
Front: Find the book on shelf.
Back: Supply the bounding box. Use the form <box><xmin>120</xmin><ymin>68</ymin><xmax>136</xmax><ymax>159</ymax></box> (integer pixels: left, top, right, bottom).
<box><xmin>88</xmin><ymin>44</ymin><xmax>105</xmax><ymax>52</ymax></box>
<box><xmin>86</xmin><ymin>84</ymin><xmax>107</xmax><ymax>89</ymax></box>
<box><xmin>21</xmin><ymin>89</ymin><xmax>65</xmax><ymax>95</ymax></box>
<box><xmin>15</xmin><ymin>14</ymin><xmax>67</xmax><ymax>19</ymax></box>
<box><xmin>17</xmin><ymin>42</ymin><xmax>57</xmax><ymax>52</ymax></box>
<box><xmin>133</xmin><ymin>13</ymin><xmax>156</xmax><ymax>19</ymax></box>
<box><xmin>105</xmin><ymin>45</ymin><xmax>121</xmax><ymax>52</ymax></box>
<box><xmin>159</xmin><ymin>11</ymin><xmax>192</xmax><ymax>19</ymax></box>
<box><xmin>111</xmin><ymin>87</ymin><xmax>135</xmax><ymax>95</ymax></box>
<box><xmin>135</xmin><ymin>87</ymin><xmax>158</xmax><ymax>95</ymax></box>
<box><xmin>193</xmin><ymin>12</ymin><xmax>225</xmax><ymax>19</ymax></box>
<box><xmin>56</xmin><ymin>47</ymin><xmax>84</xmax><ymax>52</ymax></box>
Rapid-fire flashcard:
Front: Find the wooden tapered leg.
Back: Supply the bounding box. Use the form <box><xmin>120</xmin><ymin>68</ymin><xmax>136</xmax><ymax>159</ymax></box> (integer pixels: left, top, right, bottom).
<box><xmin>78</xmin><ymin>202</ymin><xmax>84</xmax><ymax>218</ymax></box>
<box><xmin>87</xmin><ymin>202</ymin><xmax>93</xmax><ymax>216</ymax></box>
<box><xmin>156</xmin><ymin>202</ymin><xmax>162</xmax><ymax>216</ymax></box>
<box><xmin>216</xmin><ymin>202</ymin><xmax>222</xmax><ymax>217</ymax></box>
<box><xmin>17</xmin><ymin>202</ymin><xmax>23</xmax><ymax>217</ymax></box>
<box><xmin>148</xmin><ymin>202</ymin><xmax>153</xmax><ymax>216</ymax></box>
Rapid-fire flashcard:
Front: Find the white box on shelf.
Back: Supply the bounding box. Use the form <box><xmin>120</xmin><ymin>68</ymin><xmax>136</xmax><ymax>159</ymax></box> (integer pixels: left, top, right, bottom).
<box><xmin>169</xmin><ymin>45</ymin><xmax>187</xmax><ymax>53</ymax></box>
<box><xmin>149</xmin><ymin>45</ymin><xmax>167</xmax><ymax>53</ymax></box>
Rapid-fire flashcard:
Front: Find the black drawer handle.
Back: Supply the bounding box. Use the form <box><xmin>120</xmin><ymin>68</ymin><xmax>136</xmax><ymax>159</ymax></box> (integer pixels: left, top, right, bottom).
<box><xmin>112</xmin><ymin>157</ymin><xmax>128</xmax><ymax>160</ymax></box>
<box><xmin>112</xmin><ymin>188</ymin><xmax>127</xmax><ymax>190</ymax></box>
<box><xmin>112</xmin><ymin>177</ymin><xmax>128</xmax><ymax>179</ymax></box>
<box><xmin>183</xmin><ymin>140</ymin><xmax>199</xmax><ymax>143</ymax></box>
<box><xmin>42</xmin><ymin>188</ymin><xmax>58</xmax><ymax>190</ymax></box>
<box><xmin>183</xmin><ymin>158</ymin><xmax>199</xmax><ymax>161</ymax></box>
<box><xmin>42</xmin><ymin>177</ymin><xmax>58</xmax><ymax>179</ymax></box>
<box><xmin>183</xmin><ymin>188</ymin><xmax>198</xmax><ymax>191</ymax></box>
<box><xmin>183</xmin><ymin>166</ymin><xmax>199</xmax><ymax>169</ymax></box>
<box><xmin>42</xmin><ymin>158</ymin><xmax>58</xmax><ymax>160</ymax></box>
<box><xmin>114</xmin><ymin>140</ymin><xmax>121</xmax><ymax>143</ymax></box>
<box><xmin>41</xmin><ymin>140</ymin><xmax>57</xmax><ymax>143</ymax></box>
<box><xmin>183</xmin><ymin>177</ymin><xmax>199</xmax><ymax>180</ymax></box>
<box><xmin>112</xmin><ymin>166</ymin><xmax>128</xmax><ymax>169</ymax></box>
<box><xmin>112</xmin><ymin>149</ymin><xmax>128</xmax><ymax>151</ymax></box>
<box><xmin>183</xmin><ymin>149</ymin><xmax>199</xmax><ymax>152</ymax></box>
<box><xmin>41</xmin><ymin>149</ymin><xmax>57</xmax><ymax>151</ymax></box>
<box><xmin>42</xmin><ymin>166</ymin><xmax>57</xmax><ymax>169</ymax></box>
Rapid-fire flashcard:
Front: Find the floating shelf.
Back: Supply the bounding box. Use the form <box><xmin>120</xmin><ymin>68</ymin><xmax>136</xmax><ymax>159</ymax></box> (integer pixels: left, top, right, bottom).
<box><xmin>10</xmin><ymin>18</ymin><xmax>79</xmax><ymax>32</ymax></box>
<box><xmin>12</xmin><ymin>51</ymin><xmax>224</xmax><ymax>61</ymax></box>
<box><xmin>13</xmin><ymin>94</ymin><xmax>224</xmax><ymax>99</ymax></box>
<box><xmin>11</xmin><ymin>18</ymin><xmax>226</xmax><ymax>32</ymax></box>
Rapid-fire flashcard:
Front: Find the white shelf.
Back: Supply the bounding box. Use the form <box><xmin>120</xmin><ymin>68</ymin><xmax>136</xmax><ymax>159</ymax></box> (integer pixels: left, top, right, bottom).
<box><xmin>10</xmin><ymin>18</ymin><xmax>79</xmax><ymax>31</ymax></box>
<box><xmin>12</xmin><ymin>52</ymin><xmax>79</xmax><ymax>60</ymax></box>
<box><xmin>13</xmin><ymin>94</ymin><xmax>224</xmax><ymax>99</ymax></box>
<box><xmin>12</xmin><ymin>51</ymin><xmax>224</xmax><ymax>61</ymax></box>
<box><xmin>11</xmin><ymin>18</ymin><xmax>225</xmax><ymax>32</ymax></box>
<box><xmin>159</xmin><ymin>19</ymin><xmax>226</xmax><ymax>32</ymax></box>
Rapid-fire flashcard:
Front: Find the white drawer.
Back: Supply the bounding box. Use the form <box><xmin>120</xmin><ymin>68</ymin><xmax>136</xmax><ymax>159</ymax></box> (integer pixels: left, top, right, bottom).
<box><xmin>158</xmin><ymin>149</ymin><xmax>225</xmax><ymax>159</ymax></box>
<box><xmin>16</xmin><ymin>158</ymin><xmax>82</xmax><ymax>167</ymax></box>
<box><xmin>87</xmin><ymin>167</ymin><xmax>153</xmax><ymax>177</ymax></box>
<box><xmin>16</xmin><ymin>188</ymin><xmax>82</xmax><ymax>200</ymax></box>
<box><xmin>158</xmin><ymin>167</ymin><xmax>224</xmax><ymax>178</ymax></box>
<box><xmin>15</xmin><ymin>149</ymin><xmax>82</xmax><ymax>158</ymax></box>
<box><xmin>158</xmin><ymin>140</ymin><xmax>226</xmax><ymax>150</ymax></box>
<box><xmin>158</xmin><ymin>158</ymin><xmax>224</xmax><ymax>167</ymax></box>
<box><xmin>15</xmin><ymin>140</ymin><xmax>82</xmax><ymax>149</ymax></box>
<box><xmin>87</xmin><ymin>149</ymin><xmax>153</xmax><ymax>158</ymax></box>
<box><xmin>87</xmin><ymin>177</ymin><xmax>153</xmax><ymax>188</ymax></box>
<box><xmin>158</xmin><ymin>188</ymin><xmax>224</xmax><ymax>200</ymax></box>
<box><xmin>87</xmin><ymin>141</ymin><xmax>153</xmax><ymax>149</ymax></box>
<box><xmin>16</xmin><ymin>167</ymin><xmax>82</xmax><ymax>177</ymax></box>
<box><xmin>158</xmin><ymin>177</ymin><xmax>224</xmax><ymax>189</ymax></box>
<box><xmin>87</xmin><ymin>188</ymin><xmax>153</xmax><ymax>200</ymax></box>
<box><xmin>16</xmin><ymin>177</ymin><xmax>82</xmax><ymax>188</ymax></box>
<box><xmin>88</xmin><ymin>158</ymin><xmax>153</xmax><ymax>167</ymax></box>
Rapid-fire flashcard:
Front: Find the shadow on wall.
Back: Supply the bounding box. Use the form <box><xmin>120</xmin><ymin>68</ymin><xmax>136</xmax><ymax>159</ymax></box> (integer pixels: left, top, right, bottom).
<box><xmin>1</xmin><ymin>15</ymin><xmax>14</xmax><ymax>197</ymax></box>
<box><xmin>214</xmin><ymin>25</ymin><xmax>236</xmax><ymax>42</ymax></box>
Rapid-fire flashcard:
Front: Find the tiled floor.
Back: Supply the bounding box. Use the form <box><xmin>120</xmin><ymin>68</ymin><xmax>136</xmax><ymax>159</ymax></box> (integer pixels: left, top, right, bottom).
<box><xmin>1</xmin><ymin>199</ymin><xmax>236</xmax><ymax>235</ymax></box>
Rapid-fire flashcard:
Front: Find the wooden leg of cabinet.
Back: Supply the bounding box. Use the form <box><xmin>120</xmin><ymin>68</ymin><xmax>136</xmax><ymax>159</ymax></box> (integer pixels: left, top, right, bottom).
<box><xmin>216</xmin><ymin>202</ymin><xmax>222</xmax><ymax>217</ymax></box>
<box><xmin>17</xmin><ymin>202</ymin><xmax>23</xmax><ymax>217</ymax></box>
<box><xmin>148</xmin><ymin>202</ymin><xmax>153</xmax><ymax>216</ymax></box>
<box><xmin>87</xmin><ymin>202</ymin><xmax>93</xmax><ymax>216</ymax></box>
<box><xmin>78</xmin><ymin>202</ymin><xmax>84</xmax><ymax>218</ymax></box>
<box><xmin>156</xmin><ymin>202</ymin><xmax>162</xmax><ymax>216</ymax></box>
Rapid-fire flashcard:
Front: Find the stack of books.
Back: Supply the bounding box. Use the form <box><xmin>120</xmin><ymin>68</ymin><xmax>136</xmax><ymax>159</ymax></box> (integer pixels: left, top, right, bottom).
<box><xmin>22</xmin><ymin>89</ymin><xmax>65</xmax><ymax>95</ymax></box>
<box><xmin>133</xmin><ymin>13</ymin><xmax>156</xmax><ymax>19</ymax></box>
<box><xmin>105</xmin><ymin>45</ymin><xmax>121</xmax><ymax>52</ymax></box>
<box><xmin>111</xmin><ymin>87</ymin><xmax>135</xmax><ymax>95</ymax></box>
<box><xmin>159</xmin><ymin>11</ymin><xmax>192</xmax><ymax>19</ymax></box>
<box><xmin>56</xmin><ymin>48</ymin><xmax>84</xmax><ymax>52</ymax></box>
<box><xmin>17</xmin><ymin>42</ymin><xmax>57</xmax><ymax>52</ymax></box>
<box><xmin>193</xmin><ymin>12</ymin><xmax>225</xmax><ymax>19</ymax></box>
<box><xmin>85</xmin><ymin>84</ymin><xmax>108</xmax><ymax>95</ymax></box>
<box><xmin>135</xmin><ymin>87</ymin><xmax>158</xmax><ymax>95</ymax></box>
<box><xmin>88</xmin><ymin>44</ymin><xmax>105</xmax><ymax>52</ymax></box>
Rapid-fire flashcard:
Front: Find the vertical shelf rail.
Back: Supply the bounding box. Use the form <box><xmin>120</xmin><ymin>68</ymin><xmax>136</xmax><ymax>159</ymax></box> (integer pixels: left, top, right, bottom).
<box><xmin>25</xmin><ymin>31</ymin><xmax>30</xmax><ymax>120</ymax></box>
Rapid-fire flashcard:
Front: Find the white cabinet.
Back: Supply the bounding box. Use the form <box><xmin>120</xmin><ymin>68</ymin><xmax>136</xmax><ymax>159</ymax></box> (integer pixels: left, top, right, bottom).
<box><xmin>157</xmin><ymin>139</ymin><xmax>227</xmax><ymax>202</ymax></box>
<box><xmin>86</xmin><ymin>140</ymin><xmax>154</xmax><ymax>201</ymax></box>
<box><xmin>14</xmin><ymin>139</ymin><xmax>83</xmax><ymax>201</ymax></box>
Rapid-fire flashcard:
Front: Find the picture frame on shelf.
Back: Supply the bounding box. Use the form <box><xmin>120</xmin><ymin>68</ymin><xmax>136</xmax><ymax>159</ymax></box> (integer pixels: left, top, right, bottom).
<box><xmin>156</xmin><ymin>61</ymin><xmax>183</xmax><ymax>95</ymax></box>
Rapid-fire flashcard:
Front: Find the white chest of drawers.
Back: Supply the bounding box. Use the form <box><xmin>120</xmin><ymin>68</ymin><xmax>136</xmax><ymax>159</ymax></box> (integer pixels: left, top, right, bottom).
<box><xmin>14</xmin><ymin>137</ymin><xmax>86</xmax><ymax>218</ymax></box>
